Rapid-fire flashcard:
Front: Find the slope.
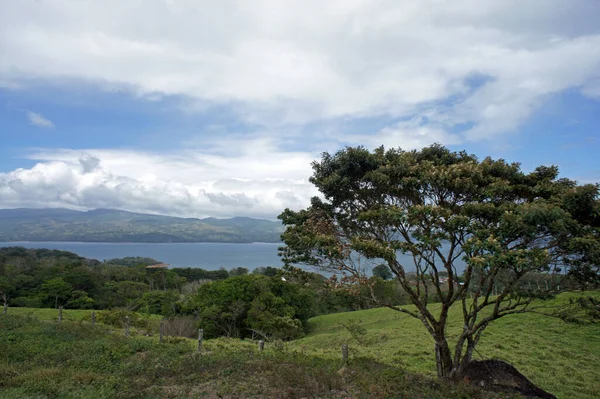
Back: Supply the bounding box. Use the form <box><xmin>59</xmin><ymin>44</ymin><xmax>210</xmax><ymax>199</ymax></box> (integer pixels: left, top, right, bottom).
<box><xmin>291</xmin><ymin>293</ymin><xmax>600</xmax><ymax>399</ymax></box>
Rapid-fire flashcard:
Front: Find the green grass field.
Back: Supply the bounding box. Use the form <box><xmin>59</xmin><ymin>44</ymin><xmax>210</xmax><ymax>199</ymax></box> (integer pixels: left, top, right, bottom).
<box><xmin>2</xmin><ymin>293</ymin><xmax>599</xmax><ymax>398</ymax></box>
<box><xmin>0</xmin><ymin>314</ymin><xmax>504</xmax><ymax>399</ymax></box>
<box><xmin>290</xmin><ymin>292</ymin><xmax>600</xmax><ymax>399</ymax></box>
<box><xmin>6</xmin><ymin>307</ymin><xmax>95</xmax><ymax>322</ymax></box>
<box><xmin>6</xmin><ymin>307</ymin><xmax>163</xmax><ymax>325</ymax></box>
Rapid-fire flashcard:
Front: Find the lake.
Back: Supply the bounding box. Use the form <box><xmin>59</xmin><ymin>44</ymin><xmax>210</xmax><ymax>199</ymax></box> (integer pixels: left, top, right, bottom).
<box><xmin>0</xmin><ymin>241</ymin><xmax>464</xmax><ymax>273</ymax></box>
<box><xmin>0</xmin><ymin>241</ymin><xmax>283</xmax><ymax>270</ymax></box>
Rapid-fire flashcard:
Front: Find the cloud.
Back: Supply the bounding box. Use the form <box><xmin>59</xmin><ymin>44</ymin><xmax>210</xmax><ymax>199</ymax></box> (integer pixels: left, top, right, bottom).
<box><xmin>27</xmin><ymin>111</ymin><xmax>54</xmax><ymax>128</ymax></box>
<box><xmin>0</xmin><ymin>139</ymin><xmax>319</xmax><ymax>219</ymax></box>
<box><xmin>79</xmin><ymin>155</ymin><xmax>101</xmax><ymax>173</ymax></box>
<box><xmin>341</xmin><ymin>118</ymin><xmax>462</xmax><ymax>149</ymax></box>
<box><xmin>1</xmin><ymin>1</ymin><xmax>599</xmax><ymax>217</ymax></box>
<box><xmin>0</xmin><ymin>0</ymin><xmax>598</xmax><ymax>139</ymax></box>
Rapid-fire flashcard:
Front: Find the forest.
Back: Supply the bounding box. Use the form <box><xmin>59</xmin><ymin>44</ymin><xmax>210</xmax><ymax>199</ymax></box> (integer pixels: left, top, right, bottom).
<box><xmin>0</xmin><ymin>246</ymin><xmax>409</xmax><ymax>340</ymax></box>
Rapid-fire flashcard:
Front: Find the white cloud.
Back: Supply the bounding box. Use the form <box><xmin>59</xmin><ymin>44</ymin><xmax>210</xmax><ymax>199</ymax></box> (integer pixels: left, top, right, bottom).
<box><xmin>341</xmin><ymin>118</ymin><xmax>462</xmax><ymax>149</ymax></box>
<box><xmin>1</xmin><ymin>0</ymin><xmax>598</xmax><ymax>138</ymax></box>
<box><xmin>27</xmin><ymin>111</ymin><xmax>54</xmax><ymax>128</ymax></box>
<box><xmin>0</xmin><ymin>139</ymin><xmax>319</xmax><ymax>219</ymax></box>
<box><xmin>1</xmin><ymin>1</ymin><xmax>599</xmax><ymax>216</ymax></box>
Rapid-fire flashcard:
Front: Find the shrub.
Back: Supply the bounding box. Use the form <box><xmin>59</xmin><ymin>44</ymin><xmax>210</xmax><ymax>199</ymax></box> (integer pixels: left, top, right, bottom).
<box><xmin>161</xmin><ymin>316</ymin><xmax>197</xmax><ymax>338</ymax></box>
<box><xmin>11</xmin><ymin>296</ymin><xmax>43</xmax><ymax>308</ymax></box>
<box><xmin>342</xmin><ymin>319</ymin><xmax>368</xmax><ymax>345</ymax></box>
<box><xmin>186</xmin><ymin>274</ymin><xmax>315</xmax><ymax>340</ymax></box>
<box><xmin>66</xmin><ymin>290</ymin><xmax>94</xmax><ymax>309</ymax></box>
<box><xmin>93</xmin><ymin>309</ymin><xmax>151</xmax><ymax>329</ymax></box>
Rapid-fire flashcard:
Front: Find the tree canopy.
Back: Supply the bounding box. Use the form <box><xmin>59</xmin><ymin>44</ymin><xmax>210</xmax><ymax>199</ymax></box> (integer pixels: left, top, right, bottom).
<box><xmin>373</xmin><ymin>264</ymin><xmax>393</xmax><ymax>280</ymax></box>
<box><xmin>279</xmin><ymin>144</ymin><xmax>600</xmax><ymax>378</ymax></box>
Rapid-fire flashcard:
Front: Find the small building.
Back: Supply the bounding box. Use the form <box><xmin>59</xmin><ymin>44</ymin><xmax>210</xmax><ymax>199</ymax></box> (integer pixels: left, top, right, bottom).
<box><xmin>145</xmin><ymin>263</ymin><xmax>170</xmax><ymax>269</ymax></box>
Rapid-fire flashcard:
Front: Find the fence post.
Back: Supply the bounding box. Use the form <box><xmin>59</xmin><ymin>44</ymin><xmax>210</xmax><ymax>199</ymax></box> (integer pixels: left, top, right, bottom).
<box><xmin>58</xmin><ymin>306</ymin><xmax>63</xmax><ymax>323</ymax></box>
<box><xmin>435</xmin><ymin>343</ymin><xmax>443</xmax><ymax>378</ymax></box>
<box><xmin>197</xmin><ymin>328</ymin><xmax>203</xmax><ymax>352</ymax></box>
<box><xmin>159</xmin><ymin>319</ymin><xmax>164</xmax><ymax>343</ymax></box>
<box><xmin>91</xmin><ymin>311</ymin><xmax>96</xmax><ymax>326</ymax></box>
<box><xmin>125</xmin><ymin>316</ymin><xmax>130</xmax><ymax>338</ymax></box>
<box><xmin>258</xmin><ymin>340</ymin><xmax>264</xmax><ymax>351</ymax></box>
<box><xmin>342</xmin><ymin>344</ymin><xmax>349</xmax><ymax>364</ymax></box>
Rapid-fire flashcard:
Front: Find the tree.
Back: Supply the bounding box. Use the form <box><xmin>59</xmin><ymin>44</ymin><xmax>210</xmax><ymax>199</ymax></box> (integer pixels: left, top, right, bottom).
<box><xmin>253</xmin><ymin>266</ymin><xmax>280</xmax><ymax>277</ymax></box>
<box><xmin>140</xmin><ymin>290</ymin><xmax>180</xmax><ymax>315</ymax></box>
<box><xmin>185</xmin><ymin>274</ymin><xmax>314</xmax><ymax>339</ymax></box>
<box><xmin>0</xmin><ymin>276</ymin><xmax>14</xmax><ymax>308</ymax></box>
<box><xmin>229</xmin><ymin>267</ymin><xmax>249</xmax><ymax>277</ymax></box>
<box><xmin>41</xmin><ymin>277</ymin><xmax>73</xmax><ymax>308</ymax></box>
<box><xmin>66</xmin><ymin>290</ymin><xmax>95</xmax><ymax>309</ymax></box>
<box><xmin>373</xmin><ymin>264</ymin><xmax>393</xmax><ymax>280</ymax></box>
<box><xmin>279</xmin><ymin>144</ymin><xmax>599</xmax><ymax>379</ymax></box>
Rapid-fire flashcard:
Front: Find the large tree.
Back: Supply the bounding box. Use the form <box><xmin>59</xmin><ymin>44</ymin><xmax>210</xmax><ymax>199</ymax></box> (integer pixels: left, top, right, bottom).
<box><xmin>278</xmin><ymin>144</ymin><xmax>599</xmax><ymax>378</ymax></box>
<box><xmin>41</xmin><ymin>277</ymin><xmax>73</xmax><ymax>308</ymax></box>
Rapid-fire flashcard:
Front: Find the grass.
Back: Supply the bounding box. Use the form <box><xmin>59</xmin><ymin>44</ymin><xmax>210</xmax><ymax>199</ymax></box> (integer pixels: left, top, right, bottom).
<box><xmin>289</xmin><ymin>291</ymin><xmax>600</xmax><ymax>399</ymax></box>
<box><xmin>6</xmin><ymin>307</ymin><xmax>163</xmax><ymax>325</ymax></box>
<box><xmin>6</xmin><ymin>307</ymin><xmax>95</xmax><ymax>322</ymax></box>
<box><xmin>0</xmin><ymin>314</ymin><xmax>505</xmax><ymax>399</ymax></box>
<box><xmin>2</xmin><ymin>292</ymin><xmax>599</xmax><ymax>398</ymax></box>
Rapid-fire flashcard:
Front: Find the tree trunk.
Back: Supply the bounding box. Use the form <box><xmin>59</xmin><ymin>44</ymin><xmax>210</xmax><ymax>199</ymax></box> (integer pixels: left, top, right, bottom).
<box><xmin>435</xmin><ymin>337</ymin><xmax>454</xmax><ymax>378</ymax></box>
<box><xmin>447</xmin><ymin>335</ymin><xmax>478</xmax><ymax>380</ymax></box>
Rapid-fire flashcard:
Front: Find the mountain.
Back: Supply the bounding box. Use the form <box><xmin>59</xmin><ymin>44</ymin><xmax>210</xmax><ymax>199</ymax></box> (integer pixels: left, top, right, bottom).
<box><xmin>0</xmin><ymin>208</ymin><xmax>285</xmax><ymax>243</ymax></box>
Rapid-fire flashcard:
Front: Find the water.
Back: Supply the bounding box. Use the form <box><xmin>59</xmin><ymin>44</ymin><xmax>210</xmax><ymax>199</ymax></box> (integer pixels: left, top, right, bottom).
<box><xmin>0</xmin><ymin>241</ymin><xmax>283</xmax><ymax>270</ymax></box>
<box><xmin>0</xmin><ymin>241</ymin><xmax>466</xmax><ymax>274</ymax></box>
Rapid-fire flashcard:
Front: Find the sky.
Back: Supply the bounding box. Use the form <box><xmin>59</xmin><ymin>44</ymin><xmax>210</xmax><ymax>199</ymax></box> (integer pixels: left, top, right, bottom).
<box><xmin>0</xmin><ymin>0</ymin><xmax>599</xmax><ymax>219</ymax></box>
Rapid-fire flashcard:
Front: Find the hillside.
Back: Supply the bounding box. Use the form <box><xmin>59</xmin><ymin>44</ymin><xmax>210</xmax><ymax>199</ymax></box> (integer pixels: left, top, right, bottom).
<box><xmin>0</xmin><ymin>313</ymin><xmax>502</xmax><ymax>399</ymax></box>
<box><xmin>0</xmin><ymin>208</ymin><xmax>285</xmax><ymax>243</ymax></box>
<box><xmin>291</xmin><ymin>293</ymin><xmax>600</xmax><ymax>399</ymax></box>
<box><xmin>6</xmin><ymin>292</ymin><xmax>600</xmax><ymax>399</ymax></box>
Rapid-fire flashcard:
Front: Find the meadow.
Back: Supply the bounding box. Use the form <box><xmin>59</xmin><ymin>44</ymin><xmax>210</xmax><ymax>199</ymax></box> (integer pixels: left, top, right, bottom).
<box><xmin>291</xmin><ymin>292</ymin><xmax>600</xmax><ymax>399</ymax></box>
<box><xmin>0</xmin><ymin>313</ymin><xmax>502</xmax><ymax>399</ymax></box>
<box><xmin>1</xmin><ymin>292</ymin><xmax>599</xmax><ymax>398</ymax></box>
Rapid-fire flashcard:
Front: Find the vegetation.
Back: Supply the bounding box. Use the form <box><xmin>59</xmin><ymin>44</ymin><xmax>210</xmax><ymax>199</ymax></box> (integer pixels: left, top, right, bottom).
<box><xmin>1</xmin><ymin>245</ymin><xmax>598</xmax><ymax>397</ymax></box>
<box><xmin>0</xmin><ymin>248</ymin><xmax>253</xmax><ymax>314</ymax></box>
<box><xmin>279</xmin><ymin>144</ymin><xmax>600</xmax><ymax>378</ymax></box>
<box><xmin>0</xmin><ymin>208</ymin><xmax>284</xmax><ymax>243</ymax></box>
<box><xmin>2</xmin><ymin>292</ymin><xmax>598</xmax><ymax>398</ymax></box>
<box><xmin>6</xmin><ymin>307</ymin><xmax>95</xmax><ymax>322</ymax></box>
<box><xmin>183</xmin><ymin>274</ymin><xmax>316</xmax><ymax>340</ymax></box>
<box><xmin>291</xmin><ymin>292</ymin><xmax>600</xmax><ymax>399</ymax></box>
<box><xmin>0</xmin><ymin>313</ymin><xmax>515</xmax><ymax>399</ymax></box>
<box><xmin>372</xmin><ymin>264</ymin><xmax>392</xmax><ymax>280</ymax></box>
<box><xmin>0</xmin><ymin>247</ymin><xmax>408</xmax><ymax>325</ymax></box>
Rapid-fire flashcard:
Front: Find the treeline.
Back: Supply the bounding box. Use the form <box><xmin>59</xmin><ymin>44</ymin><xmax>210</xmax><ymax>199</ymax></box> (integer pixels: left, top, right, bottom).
<box><xmin>0</xmin><ymin>247</ymin><xmax>578</xmax><ymax>326</ymax></box>
<box><xmin>0</xmin><ymin>247</ymin><xmax>261</xmax><ymax>311</ymax></box>
<box><xmin>0</xmin><ymin>247</ymin><xmax>409</xmax><ymax>339</ymax></box>
<box><xmin>9</xmin><ymin>247</ymin><xmax>571</xmax><ymax>340</ymax></box>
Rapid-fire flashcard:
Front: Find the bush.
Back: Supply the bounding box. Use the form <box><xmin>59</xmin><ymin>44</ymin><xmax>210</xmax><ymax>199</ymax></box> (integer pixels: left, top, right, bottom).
<box><xmin>185</xmin><ymin>274</ymin><xmax>315</xmax><ymax>340</ymax></box>
<box><xmin>161</xmin><ymin>316</ymin><xmax>197</xmax><ymax>338</ymax></box>
<box><xmin>66</xmin><ymin>290</ymin><xmax>94</xmax><ymax>309</ymax></box>
<box><xmin>11</xmin><ymin>296</ymin><xmax>43</xmax><ymax>308</ymax></box>
<box><xmin>139</xmin><ymin>290</ymin><xmax>179</xmax><ymax>316</ymax></box>
<box><xmin>92</xmin><ymin>309</ymin><xmax>151</xmax><ymax>330</ymax></box>
<box><xmin>342</xmin><ymin>319</ymin><xmax>368</xmax><ymax>345</ymax></box>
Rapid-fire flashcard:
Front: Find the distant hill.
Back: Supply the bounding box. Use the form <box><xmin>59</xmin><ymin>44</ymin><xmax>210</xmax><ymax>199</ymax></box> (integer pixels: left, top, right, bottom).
<box><xmin>0</xmin><ymin>208</ymin><xmax>285</xmax><ymax>243</ymax></box>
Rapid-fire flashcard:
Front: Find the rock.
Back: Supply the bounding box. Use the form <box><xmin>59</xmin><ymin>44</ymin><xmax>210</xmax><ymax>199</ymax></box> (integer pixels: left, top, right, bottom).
<box><xmin>462</xmin><ymin>359</ymin><xmax>557</xmax><ymax>399</ymax></box>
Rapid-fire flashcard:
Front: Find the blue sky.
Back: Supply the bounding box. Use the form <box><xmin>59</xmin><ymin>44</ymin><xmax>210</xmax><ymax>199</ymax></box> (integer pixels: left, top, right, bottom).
<box><xmin>1</xmin><ymin>0</ymin><xmax>599</xmax><ymax>218</ymax></box>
